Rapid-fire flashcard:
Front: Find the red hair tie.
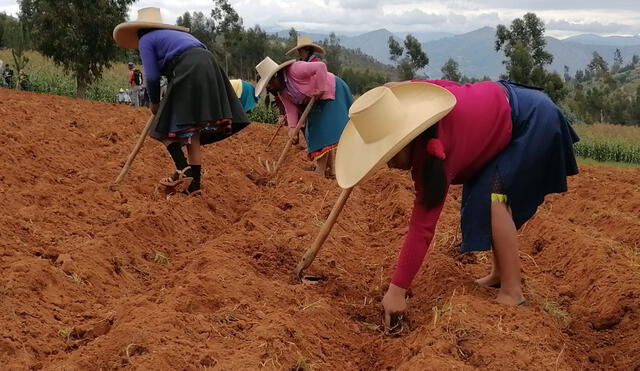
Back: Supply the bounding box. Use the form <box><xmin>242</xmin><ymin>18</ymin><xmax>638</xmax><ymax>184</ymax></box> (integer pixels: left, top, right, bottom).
<box><xmin>426</xmin><ymin>139</ymin><xmax>446</xmax><ymax>160</ymax></box>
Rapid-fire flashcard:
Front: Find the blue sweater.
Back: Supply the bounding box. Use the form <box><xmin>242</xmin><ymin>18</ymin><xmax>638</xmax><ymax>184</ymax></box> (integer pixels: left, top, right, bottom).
<box><xmin>138</xmin><ymin>29</ymin><xmax>204</xmax><ymax>102</ymax></box>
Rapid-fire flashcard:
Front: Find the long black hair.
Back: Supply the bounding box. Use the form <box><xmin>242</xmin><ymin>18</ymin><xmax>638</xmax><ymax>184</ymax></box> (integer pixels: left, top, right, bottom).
<box><xmin>420</xmin><ymin>124</ymin><xmax>448</xmax><ymax>208</ymax></box>
<box><xmin>137</xmin><ymin>28</ymin><xmax>160</xmax><ymax>40</ymax></box>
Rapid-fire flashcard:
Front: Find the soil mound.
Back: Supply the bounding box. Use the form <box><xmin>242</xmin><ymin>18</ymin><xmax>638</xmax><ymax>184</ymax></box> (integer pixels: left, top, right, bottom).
<box><xmin>0</xmin><ymin>90</ymin><xmax>639</xmax><ymax>370</ymax></box>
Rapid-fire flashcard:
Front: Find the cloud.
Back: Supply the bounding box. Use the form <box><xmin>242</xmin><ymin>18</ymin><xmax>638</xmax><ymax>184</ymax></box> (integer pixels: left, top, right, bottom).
<box><xmin>547</xmin><ymin>19</ymin><xmax>635</xmax><ymax>34</ymax></box>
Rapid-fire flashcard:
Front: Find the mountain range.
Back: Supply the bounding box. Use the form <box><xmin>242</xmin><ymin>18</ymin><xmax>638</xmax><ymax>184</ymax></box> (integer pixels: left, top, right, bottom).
<box><xmin>274</xmin><ymin>28</ymin><xmax>640</xmax><ymax>79</ymax></box>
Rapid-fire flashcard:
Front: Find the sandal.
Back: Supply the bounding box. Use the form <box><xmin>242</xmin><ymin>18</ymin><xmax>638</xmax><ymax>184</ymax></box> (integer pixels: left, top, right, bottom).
<box><xmin>159</xmin><ymin>166</ymin><xmax>192</xmax><ymax>192</ymax></box>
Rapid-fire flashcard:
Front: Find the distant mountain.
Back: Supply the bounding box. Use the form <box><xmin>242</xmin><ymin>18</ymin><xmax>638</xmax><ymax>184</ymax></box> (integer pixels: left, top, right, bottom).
<box><xmin>270</xmin><ymin>27</ymin><xmax>640</xmax><ymax>79</ymax></box>
<box><xmin>564</xmin><ymin>34</ymin><xmax>640</xmax><ymax>47</ymax></box>
<box><xmin>421</xmin><ymin>28</ymin><xmax>640</xmax><ymax>79</ymax></box>
<box><xmin>421</xmin><ymin>27</ymin><xmax>503</xmax><ymax>78</ymax></box>
<box><xmin>341</xmin><ymin>29</ymin><xmax>399</xmax><ymax>65</ymax></box>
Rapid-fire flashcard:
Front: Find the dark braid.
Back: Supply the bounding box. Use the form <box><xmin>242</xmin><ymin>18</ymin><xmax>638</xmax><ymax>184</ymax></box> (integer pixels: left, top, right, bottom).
<box><xmin>420</xmin><ymin>124</ymin><xmax>448</xmax><ymax>208</ymax></box>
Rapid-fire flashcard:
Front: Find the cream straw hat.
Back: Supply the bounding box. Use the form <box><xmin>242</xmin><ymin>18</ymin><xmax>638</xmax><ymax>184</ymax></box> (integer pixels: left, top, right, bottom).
<box><xmin>286</xmin><ymin>36</ymin><xmax>326</xmax><ymax>55</ymax></box>
<box><xmin>113</xmin><ymin>7</ymin><xmax>189</xmax><ymax>49</ymax></box>
<box><xmin>254</xmin><ymin>57</ymin><xmax>295</xmax><ymax>96</ymax></box>
<box><xmin>335</xmin><ymin>82</ymin><xmax>457</xmax><ymax>189</ymax></box>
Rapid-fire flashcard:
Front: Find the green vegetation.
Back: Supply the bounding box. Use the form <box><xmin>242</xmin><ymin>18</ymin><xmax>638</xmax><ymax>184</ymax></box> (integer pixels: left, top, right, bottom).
<box><xmin>0</xmin><ymin>50</ymin><xmax>128</xmax><ymax>102</ymax></box>
<box><xmin>573</xmin><ymin>123</ymin><xmax>640</xmax><ymax>164</ymax></box>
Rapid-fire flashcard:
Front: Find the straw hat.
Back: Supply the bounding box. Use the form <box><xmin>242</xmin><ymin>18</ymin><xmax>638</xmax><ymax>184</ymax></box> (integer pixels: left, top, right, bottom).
<box><xmin>254</xmin><ymin>57</ymin><xmax>295</xmax><ymax>96</ymax></box>
<box><xmin>113</xmin><ymin>7</ymin><xmax>189</xmax><ymax>49</ymax></box>
<box><xmin>229</xmin><ymin>79</ymin><xmax>243</xmax><ymax>98</ymax></box>
<box><xmin>335</xmin><ymin>82</ymin><xmax>457</xmax><ymax>189</ymax></box>
<box><xmin>286</xmin><ymin>36</ymin><xmax>326</xmax><ymax>55</ymax></box>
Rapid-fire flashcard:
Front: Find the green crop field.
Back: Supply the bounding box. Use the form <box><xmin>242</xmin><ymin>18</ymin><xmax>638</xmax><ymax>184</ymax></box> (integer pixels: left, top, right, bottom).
<box><xmin>573</xmin><ymin>123</ymin><xmax>640</xmax><ymax>165</ymax></box>
<box><xmin>0</xmin><ymin>50</ymin><xmax>130</xmax><ymax>102</ymax></box>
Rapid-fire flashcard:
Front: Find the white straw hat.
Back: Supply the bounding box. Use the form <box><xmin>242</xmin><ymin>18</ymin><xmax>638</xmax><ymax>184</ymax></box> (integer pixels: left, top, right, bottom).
<box><xmin>335</xmin><ymin>82</ymin><xmax>457</xmax><ymax>189</ymax></box>
<box><xmin>286</xmin><ymin>36</ymin><xmax>326</xmax><ymax>55</ymax></box>
<box><xmin>113</xmin><ymin>7</ymin><xmax>189</xmax><ymax>49</ymax></box>
<box><xmin>254</xmin><ymin>57</ymin><xmax>295</xmax><ymax>96</ymax></box>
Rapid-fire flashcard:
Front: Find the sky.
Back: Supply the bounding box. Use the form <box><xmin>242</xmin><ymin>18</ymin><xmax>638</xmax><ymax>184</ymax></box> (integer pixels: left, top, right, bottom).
<box><xmin>1</xmin><ymin>0</ymin><xmax>639</xmax><ymax>39</ymax></box>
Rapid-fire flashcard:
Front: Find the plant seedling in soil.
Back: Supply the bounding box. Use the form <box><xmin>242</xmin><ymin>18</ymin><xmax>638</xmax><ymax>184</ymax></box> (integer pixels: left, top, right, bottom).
<box><xmin>293</xmin><ymin>352</ymin><xmax>315</xmax><ymax>371</ymax></box>
<box><xmin>58</xmin><ymin>327</ymin><xmax>74</xmax><ymax>340</ymax></box>
<box><xmin>542</xmin><ymin>301</ymin><xmax>571</xmax><ymax>321</ymax></box>
<box><xmin>152</xmin><ymin>252</ymin><xmax>170</xmax><ymax>267</ymax></box>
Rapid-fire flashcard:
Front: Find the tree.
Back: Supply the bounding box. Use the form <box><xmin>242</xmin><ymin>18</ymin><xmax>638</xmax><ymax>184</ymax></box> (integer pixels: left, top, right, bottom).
<box><xmin>211</xmin><ymin>0</ymin><xmax>243</xmax><ymax>72</ymax></box>
<box><xmin>388</xmin><ymin>34</ymin><xmax>428</xmax><ymax>80</ymax></box>
<box><xmin>288</xmin><ymin>27</ymin><xmax>298</xmax><ymax>46</ymax></box>
<box><xmin>563</xmin><ymin>65</ymin><xmax>571</xmax><ymax>82</ymax></box>
<box><xmin>1</xmin><ymin>15</ymin><xmax>30</xmax><ymax>72</ymax></box>
<box><xmin>19</xmin><ymin>0</ymin><xmax>135</xmax><ymax>98</ymax></box>
<box><xmin>321</xmin><ymin>32</ymin><xmax>342</xmax><ymax>75</ymax></box>
<box><xmin>612</xmin><ymin>48</ymin><xmax>623</xmax><ymax>74</ymax></box>
<box><xmin>575</xmin><ymin>69</ymin><xmax>584</xmax><ymax>82</ymax></box>
<box><xmin>441</xmin><ymin>58</ymin><xmax>462</xmax><ymax>82</ymax></box>
<box><xmin>588</xmin><ymin>51</ymin><xmax>609</xmax><ymax>79</ymax></box>
<box><xmin>495</xmin><ymin>12</ymin><xmax>553</xmax><ymax>86</ymax></box>
<box><xmin>388</xmin><ymin>36</ymin><xmax>403</xmax><ymax>63</ymax></box>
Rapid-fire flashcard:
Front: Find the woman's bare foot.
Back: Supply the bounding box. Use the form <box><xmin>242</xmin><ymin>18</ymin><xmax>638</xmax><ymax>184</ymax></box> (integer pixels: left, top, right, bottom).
<box><xmin>495</xmin><ymin>289</ymin><xmax>526</xmax><ymax>306</ymax></box>
<box><xmin>476</xmin><ymin>274</ymin><xmax>501</xmax><ymax>288</ymax></box>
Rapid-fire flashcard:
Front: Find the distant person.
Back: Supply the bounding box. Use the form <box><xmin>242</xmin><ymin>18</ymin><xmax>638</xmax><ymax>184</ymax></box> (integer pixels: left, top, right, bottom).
<box><xmin>255</xmin><ymin>57</ymin><xmax>353</xmax><ymax>177</ymax></box>
<box><xmin>332</xmin><ymin>80</ymin><xmax>579</xmax><ymax>329</ymax></box>
<box><xmin>229</xmin><ymin>79</ymin><xmax>259</xmax><ymax>112</ymax></box>
<box><xmin>160</xmin><ymin>76</ymin><xmax>168</xmax><ymax>100</ymax></box>
<box><xmin>116</xmin><ymin>88</ymin><xmax>131</xmax><ymax>104</ymax></box>
<box><xmin>18</xmin><ymin>69</ymin><xmax>29</xmax><ymax>91</ymax></box>
<box><xmin>286</xmin><ymin>36</ymin><xmax>324</xmax><ymax>62</ymax></box>
<box><xmin>139</xmin><ymin>85</ymin><xmax>150</xmax><ymax>107</ymax></box>
<box><xmin>113</xmin><ymin>7</ymin><xmax>249</xmax><ymax>195</ymax></box>
<box><xmin>127</xmin><ymin>62</ymin><xmax>143</xmax><ymax>106</ymax></box>
<box><xmin>3</xmin><ymin>64</ymin><xmax>15</xmax><ymax>88</ymax></box>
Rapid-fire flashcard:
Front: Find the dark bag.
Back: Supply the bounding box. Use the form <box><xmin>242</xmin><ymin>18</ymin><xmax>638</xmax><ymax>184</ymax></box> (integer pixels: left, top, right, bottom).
<box><xmin>133</xmin><ymin>69</ymin><xmax>143</xmax><ymax>86</ymax></box>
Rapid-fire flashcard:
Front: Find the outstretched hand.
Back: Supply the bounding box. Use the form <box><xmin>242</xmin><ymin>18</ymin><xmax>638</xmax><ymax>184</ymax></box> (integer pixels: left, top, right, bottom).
<box><xmin>382</xmin><ymin>283</ymin><xmax>407</xmax><ymax>331</ymax></box>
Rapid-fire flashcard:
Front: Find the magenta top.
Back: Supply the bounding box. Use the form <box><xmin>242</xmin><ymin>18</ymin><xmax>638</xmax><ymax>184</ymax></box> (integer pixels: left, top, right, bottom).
<box><xmin>278</xmin><ymin>61</ymin><xmax>336</xmax><ymax>128</ymax></box>
<box><xmin>391</xmin><ymin>80</ymin><xmax>513</xmax><ymax>289</ymax></box>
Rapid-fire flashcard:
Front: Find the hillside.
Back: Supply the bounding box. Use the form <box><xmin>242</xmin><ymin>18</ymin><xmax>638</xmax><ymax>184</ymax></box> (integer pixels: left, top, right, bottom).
<box><xmin>0</xmin><ymin>89</ymin><xmax>639</xmax><ymax>369</ymax></box>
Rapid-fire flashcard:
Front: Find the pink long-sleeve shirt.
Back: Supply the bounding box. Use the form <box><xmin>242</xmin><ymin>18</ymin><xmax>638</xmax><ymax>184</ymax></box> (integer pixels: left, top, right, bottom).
<box><xmin>391</xmin><ymin>80</ymin><xmax>513</xmax><ymax>289</ymax></box>
<box><xmin>278</xmin><ymin>61</ymin><xmax>336</xmax><ymax>128</ymax></box>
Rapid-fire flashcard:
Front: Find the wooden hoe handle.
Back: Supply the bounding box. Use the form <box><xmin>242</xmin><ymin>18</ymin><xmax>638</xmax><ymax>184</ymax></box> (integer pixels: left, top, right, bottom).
<box><xmin>114</xmin><ymin>115</ymin><xmax>155</xmax><ymax>185</ymax></box>
<box><xmin>294</xmin><ymin>187</ymin><xmax>354</xmax><ymax>278</ymax></box>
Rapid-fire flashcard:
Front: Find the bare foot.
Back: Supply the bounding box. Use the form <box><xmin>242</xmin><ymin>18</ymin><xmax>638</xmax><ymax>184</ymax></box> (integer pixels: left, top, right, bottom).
<box><xmin>495</xmin><ymin>289</ymin><xmax>526</xmax><ymax>306</ymax></box>
<box><xmin>475</xmin><ymin>274</ymin><xmax>501</xmax><ymax>288</ymax></box>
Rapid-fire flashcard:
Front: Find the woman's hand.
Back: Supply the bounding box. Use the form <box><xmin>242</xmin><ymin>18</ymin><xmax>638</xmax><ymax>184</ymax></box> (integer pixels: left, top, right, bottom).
<box><xmin>150</xmin><ymin>102</ymin><xmax>159</xmax><ymax>115</ymax></box>
<box><xmin>288</xmin><ymin>127</ymin><xmax>299</xmax><ymax>145</ymax></box>
<box><xmin>382</xmin><ymin>283</ymin><xmax>407</xmax><ymax>330</ymax></box>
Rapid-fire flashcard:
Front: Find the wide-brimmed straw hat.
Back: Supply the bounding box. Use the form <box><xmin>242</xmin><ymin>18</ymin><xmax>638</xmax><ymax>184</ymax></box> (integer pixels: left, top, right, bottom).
<box><xmin>335</xmin><ymin>82</ymin><xmax>457</xmax><ymax>189</ymax></box>
<box><xmin>254</xmin><ymin>57</ymin><xmax>295</xmax><ymax>96</ymax></box>
<box><xmin>113</xmin><ymin>7</ymin><xmax>189</xmax><ymax>49</ymax></box>
<box><xmin>286</xmin><ymin>36</ymin><xmax>326</xmax><ymax>55</ymax></box>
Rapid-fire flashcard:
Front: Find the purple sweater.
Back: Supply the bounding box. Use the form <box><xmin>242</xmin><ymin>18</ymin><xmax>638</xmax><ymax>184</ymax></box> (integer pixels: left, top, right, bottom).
<box><xmin>138</xmin><ymin>29</ymin><xmax>205</xmax><ymax>102</ymax></box>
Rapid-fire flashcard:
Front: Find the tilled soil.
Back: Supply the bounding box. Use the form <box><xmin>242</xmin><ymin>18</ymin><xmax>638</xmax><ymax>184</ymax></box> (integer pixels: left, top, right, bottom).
<box><xmin>0</xmin><ymin>90</ymin><xmax>639</xmax><ymax>370</ymax></box>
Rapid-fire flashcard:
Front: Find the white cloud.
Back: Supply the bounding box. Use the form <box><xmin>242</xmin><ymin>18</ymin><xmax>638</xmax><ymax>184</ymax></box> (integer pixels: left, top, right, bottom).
<box><xmin>0</xmin><ymin>0</ymin><xmax>638</xmax><ymax>37</ymax></box>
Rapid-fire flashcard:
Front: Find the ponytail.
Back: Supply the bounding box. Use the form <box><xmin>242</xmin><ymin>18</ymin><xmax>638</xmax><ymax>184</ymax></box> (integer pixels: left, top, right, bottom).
<box><xmin>420</xmin><ymin>125</ymin><xmax>448</xmax><ymax>208</ymax></box>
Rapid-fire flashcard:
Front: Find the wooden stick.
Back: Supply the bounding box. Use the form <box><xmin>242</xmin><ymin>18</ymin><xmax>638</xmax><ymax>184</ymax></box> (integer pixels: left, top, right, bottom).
<box><xmin>114</xmin><ymin>115</ymin><xmax>155</xmax><ymax>185</ymax></box>
<box><xmin>265</xmin><ymin>116</ymin><xmax>285</xmax><ymax>149</ymax></box>
<box><xmin>294</xmin><ymin>187</ymin><xmax>354</xmax><ymax>278</ymax></box>
<box><xmin>268</xmin><ymin>97</ymin><xmax>316</xmax><ymax>175</ymax></box>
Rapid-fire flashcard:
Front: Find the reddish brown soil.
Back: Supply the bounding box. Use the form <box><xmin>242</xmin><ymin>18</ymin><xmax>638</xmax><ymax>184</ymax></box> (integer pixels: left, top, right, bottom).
<box><xmin>0</xmin><ymin>89</ymin><xmax>639</xmax><ymax>370</ymax></box>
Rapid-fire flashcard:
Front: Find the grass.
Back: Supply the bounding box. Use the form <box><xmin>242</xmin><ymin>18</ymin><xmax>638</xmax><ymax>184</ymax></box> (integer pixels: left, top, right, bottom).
<box><xmin>573</xmin><ymin>123</ymin><xmax>640</xmax><ymax>164</ymax></box>
<box><xmin>0</xmin><ymin>50</ymin><xmax>130</xmax><ymax>103</ymax></box>
<box><xmin>541</xmin><ymin>301</ymin><xmax>571</xmax><ymax>321</ymax></box>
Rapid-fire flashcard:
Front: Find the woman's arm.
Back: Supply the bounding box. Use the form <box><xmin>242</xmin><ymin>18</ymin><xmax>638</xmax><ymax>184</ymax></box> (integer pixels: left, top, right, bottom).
<box><xmin>279</xmin><ymin>93</ymin><xmax>301</xmax><ymax>129</ymax></box>
<box><xmin>138</xmin><ymin>37</ymin><xmax>161</xmax><ymax>103</ymax></box>
<box><xmin>391</xmin><ymin>195</ymin><xmax>447</xmax><ymax>289</ymax></box>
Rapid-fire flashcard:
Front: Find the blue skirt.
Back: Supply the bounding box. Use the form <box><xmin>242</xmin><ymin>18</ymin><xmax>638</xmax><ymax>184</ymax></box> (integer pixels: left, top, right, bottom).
<box><xmin>305</xmin><ymin>76</ymin><xmax>353</xmax><ymax>158</ymax></box>
<box><xmin>460</xmin><ymin>80</ymin><xmax>580</xmax><ymax>252</ymax></box>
